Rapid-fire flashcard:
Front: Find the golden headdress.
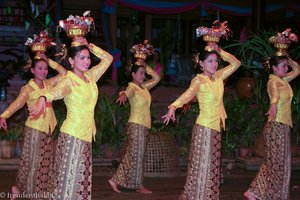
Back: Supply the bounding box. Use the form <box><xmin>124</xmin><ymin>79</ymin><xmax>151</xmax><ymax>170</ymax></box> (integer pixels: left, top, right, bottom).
<box><xmin>196</xmin><ymin>20</ymin><xmax>231</xmax><ymax>51</ymax></box>
<box><xmin>24</xmin><ymin>30</ymin><xmax>56</xmax><ymax>71</ymax></box>
<box><xmin>269</xmin><ymin>28</ymin><xmax>298</xmax><ymax>56</ymax></box>
<box><xmin>57</xmin><ymin>10</ymin><xmax>94</xmax><ymax>47</ymax></box>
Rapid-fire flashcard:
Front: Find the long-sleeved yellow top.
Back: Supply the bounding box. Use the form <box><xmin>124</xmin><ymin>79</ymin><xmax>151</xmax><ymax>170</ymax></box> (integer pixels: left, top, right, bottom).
<box><xmin>122</xmin><ymin>66</ymin><xmax>160</xmax><ymax>128</ymax></box>
<box><xmin>0</xmin><ymin>59</ymin><xmax>66</xmax><ymax>134</ymax></box>
<box><xmin>43</xmin><ymin>44</ymin><xmax>112</xmax><ymax>143</ymax></box>
<box><xmin>171</xmin><ymin>50</ymin><xmax>240</xmax><ymax>132</ymax></box>
<box><xmin>267</xmin><ymin>59</ymin><xmax>300</xmax><ymax>127</ymax></box>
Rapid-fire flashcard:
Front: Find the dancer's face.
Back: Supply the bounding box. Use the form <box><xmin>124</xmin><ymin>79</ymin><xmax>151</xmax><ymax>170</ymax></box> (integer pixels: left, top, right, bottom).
<box><xmin>272</xmin><ymin>58</ymin><xmax>288</xmax><ymax>78</ymax></box>
<box><xmin>31</xmin><ymin>60</ymin><xmax>48</xmax><ymax>81</ymax></box>
<box><xmin>132</xmin><ymin>66</ymin><xmax>146</xmax><ymax>85</ymax></box>
<box><xmin>69</xmin><ymin>49</ymin><xmax>91</xmax><ymax>73</ymax></box>
<box><xmin>200</xmin><ymin>53</ymin><xmax>219</xmax><ymax>76</ymax></box>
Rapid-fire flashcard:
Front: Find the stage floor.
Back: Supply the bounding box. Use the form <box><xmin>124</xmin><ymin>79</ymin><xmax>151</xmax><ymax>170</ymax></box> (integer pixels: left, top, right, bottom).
<box><xmin>0</xmin><ymin>166</ymin><xmax>299</xmax><ymax>200</ymax></box>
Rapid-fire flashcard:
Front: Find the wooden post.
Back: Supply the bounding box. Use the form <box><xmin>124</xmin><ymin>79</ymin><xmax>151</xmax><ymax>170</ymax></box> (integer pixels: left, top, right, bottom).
<box><xmin>109</xmin><ymin>0</ymin><xmax>117</xmax><ymax>50</ymax></box>
<box><xmin>145</xmin><ymin>14</ymin><xmax>152</xmax><ymax>41</ymax></box>
<box><xmin>252</xmin><ymin>0</ymin><xmax>265</xmax><ymax>34</ymax></box>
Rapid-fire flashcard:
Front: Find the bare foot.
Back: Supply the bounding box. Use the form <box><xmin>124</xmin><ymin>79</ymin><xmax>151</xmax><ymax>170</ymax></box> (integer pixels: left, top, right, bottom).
<box><xmin>11</xmin><ymin>186</ymin><xmax>19</xmax><ymax>200</ymax></box>
<box><xmin>136</xmin><ymin>186</ymin><xmax>152</xmax><ymax>194</ymax></box>
<box><xmin>243</xmin><ymin>191</ymin><xmax>256</xmax><ymax>200</ymax></box>
<box><xmin>108</xmin><ymin>179</ymin><xmax>121</xmax><ymax>193</ymax></box>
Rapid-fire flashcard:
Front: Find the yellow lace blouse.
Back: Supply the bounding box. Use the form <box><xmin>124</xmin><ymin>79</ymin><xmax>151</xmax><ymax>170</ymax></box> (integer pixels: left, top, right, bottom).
<box><xmin>0</xmin><ymin>59</ymin><xmax>66</xmax><ymax>134</ymax></box>
<box><xmin>44</xmin><ymin>44</ymin><xmax>112</xmax><ymax>143</ymax></box>
<box><xmin>122</xmin><ymin>66</ymin><xmax>160</xmax><ymax>128</ymax></box>
<box><xmin>171</xmin><ymin>50</ymin><xmax>240</xmax><ymax>132</ymax></box>
<box><xmin>267</xmin><ymin>60</ymin><xmax>300</xmax><ymax>127</ymax></box>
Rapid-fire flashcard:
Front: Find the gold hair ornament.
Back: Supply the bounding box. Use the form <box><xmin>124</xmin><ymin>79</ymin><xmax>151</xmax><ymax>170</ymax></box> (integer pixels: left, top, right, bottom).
<box><xmin>54</xmin><ymin>44</ymin><xmax>68</xmax><ymax>63</ymax></box>
<box><xmin>192</xmin><ymin>52</ymin><xmax>200</xmax><ymax>69</ymax></box>
<box><xmin>263</xmin><ymin>57</ymin><xmax>271</xmax><ymax>73</ymax></box>
<box><xmin>23</xmin><ymin>57</ymin><xmax>32</xmax><ymax>72</ymax></box>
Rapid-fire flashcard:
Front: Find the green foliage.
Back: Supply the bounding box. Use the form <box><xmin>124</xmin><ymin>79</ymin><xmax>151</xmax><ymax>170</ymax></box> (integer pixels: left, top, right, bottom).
<box><xmin>224</xmin><ymin>90</ymin><xmax>268</xmax><ymax>151</ymax></box>
<box><xmin>52</xmin><ymin>93</ymin><xmax>129</xmax><ymax>156</ymax></box>
<box><xmin>224</xmin><ymin>30</ymin><xmax>275</xmax><ymax>76</ymax></box>
<box><xmin>292</xmin><ymin>84</ymin><xmax>300</xmax><ymax>145</ymax></box>
<box><xmin>0</xmin><ymin>126</ymin><xmax>22</xmax><ymax>141</ymax></box>
<box><xmin>93</xmin><ymin>92</ymin><xmax>129</xmax><ymax>155</ymax></box>
<box><xmin>149</xmin><ymin>102</ymin><xmax>198</xmax><ymax>159</ymax></box>
<box><xmin>52</xmin><ymin>100</ymin><xmax>66</xmax><ymax>140</ymax></box>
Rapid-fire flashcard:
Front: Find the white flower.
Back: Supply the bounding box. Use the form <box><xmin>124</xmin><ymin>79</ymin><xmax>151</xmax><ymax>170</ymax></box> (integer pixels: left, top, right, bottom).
<box><xmin>66</xmin><ymin>15</ymin><xmax>74</xmax><ymax>21</ymax></box>
<box><xmin>83</xmin><ymin>10</ymin><xmax>90</xmax><ymax>17</ymax></box>
<box><xmin>25</xmin><ymin>38</ymin><xmax>33</xmax><ymax>45</ymax></box>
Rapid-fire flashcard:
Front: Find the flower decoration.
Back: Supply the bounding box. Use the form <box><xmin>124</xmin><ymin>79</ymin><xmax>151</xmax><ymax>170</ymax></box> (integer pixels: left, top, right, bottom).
<box><xmin>58</xmin><ymin>10</ymin><xmax>94</xmax><ymax>30</ymax></box>
<box><xmin>196</xmin><ymin>20</ymin><xmax>231</xmax><ymax>51</ymax></box>
<box><xmin>57</xmin><ymin>10</ymin><xmax>94</xmax><ymax>46</ymax></box>
<box><xmin>196</xmin><ymin>20</ymin><xmax>231</xmax><ymax>39</ymax></box>
<box><xmin>130</xmin><ymin>40</ymin><xmax>155</xmax><ymax>56</ymax></box>
<box><xmin>24</xmin><ymin>30</ymin><xmax>56</xmax><ymax>48</ymax></box>
<box><xmin>269</xmin><ymin>28</ymin><xmax>298</xmax><ymax>56</ymax></box>
<box><xmin>24</xmin><ymin>30</ymin><xmax>56</xmax><ymax>59</ymax></box>
<box><xmin>269</xmin><ymin>28</ymin><xmax>298</xmax><ymax>44</ymax></box>
<box><xmin>23</xmin><ymin>30</ymin><xmax>56</xmax><ymax>71</ymax></box>
<box><xmin>130</xmin><ymin>40</ymin><xmax>155</xmax><ymax>61</ymax></box>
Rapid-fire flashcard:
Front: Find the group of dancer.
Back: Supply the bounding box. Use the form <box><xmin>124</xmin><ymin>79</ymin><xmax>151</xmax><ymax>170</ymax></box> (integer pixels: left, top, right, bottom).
<box><xmin>0</xmin><ymin>17</ymin><xmax>299</xmax><ymax>200</ymax></box>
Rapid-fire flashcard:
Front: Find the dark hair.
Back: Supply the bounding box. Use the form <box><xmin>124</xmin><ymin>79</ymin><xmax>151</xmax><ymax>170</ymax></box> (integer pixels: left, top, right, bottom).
<box><xmin>23</xmin><ymin>58</ymin><xmax>48</xmax><ymax>80</ymax></box>
<box><xmin>268</xmin><ymin>55</ymin><xmax>287</xmax><ymax>74</ymax></box>
<box><xmin>195</xmin><ymin>50</ymin><xmax>221</xmax><ymax>73</ymax></box>
<box><xmin>31</xmin><ymin>58</ymin><xmax>47</xmax><ymax>69</ymax></box>
<box><xmin>68</xmin><ymin>45</ymin><xmax>90</xmax><ymax>58</ymax></box>
<box><xmin>65</xmin><ymin>45</ymin><xmax>90</xmax><ymax>69</ymax></box>
<box><xmin>128</xmin><ymin>64</ymin><xmax>143</xmax><ymax>81</ymax></box>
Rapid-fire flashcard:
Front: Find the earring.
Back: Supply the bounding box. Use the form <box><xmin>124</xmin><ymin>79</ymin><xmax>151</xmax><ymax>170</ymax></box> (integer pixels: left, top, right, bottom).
<box><xmin>200</xmin><ymin>66</ymin><xmax>204</xmax><ymax>70</ymax></box>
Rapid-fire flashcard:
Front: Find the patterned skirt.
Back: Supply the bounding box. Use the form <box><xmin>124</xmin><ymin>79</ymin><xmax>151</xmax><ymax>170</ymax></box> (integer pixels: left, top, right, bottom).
<box><xmin>52</xmin><ymin>132</ymin><xmax>92</xmax><ymax>200</ymax></box>
<box><xmin>16</xmin><ymin>126</ymin><xmax>54</xmax><ymax>198</ymax></box>
<box><xmin>248</xmin><ymin>121</ymin><xmax>291</xmax><ymax>200</ymax></box>
<box><xmin>111</xmin><ymin>122</ymin><xmax>149</xmax><ymax>189</ymax></box>
<box><xmin>180</xmin><ymin>124</ymin><xmax>221</xmax><ymax>200</ymax></box>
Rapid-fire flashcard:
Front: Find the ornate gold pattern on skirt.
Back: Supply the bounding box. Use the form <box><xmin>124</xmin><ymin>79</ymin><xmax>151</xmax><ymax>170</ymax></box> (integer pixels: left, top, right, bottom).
<box><xmin>17</xmin><ymin>126</ymin><xmax>54</xmax><ymax>198</ymax></box>
<box><xmin>180</xmin><ymin>124</ymin><xmax>221</xmax><ymax>200</ymax></box>
<box><xmin>111</xmin><ymin>122</ymin><xmax>148</xmax><ymax>189</ymax></box>
<box><xmin>248</xmin><ymin>122</ymin><xmax>291</xmax><ymax>200</ymax></box>
<box><xmin>52</xmin><ymin>132</ymin><xmax>92</xmax><ymax>200</ymax></box>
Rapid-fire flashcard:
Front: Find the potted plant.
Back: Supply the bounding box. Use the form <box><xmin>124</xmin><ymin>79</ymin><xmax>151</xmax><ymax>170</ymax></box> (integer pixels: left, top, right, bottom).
<box><xmin>0</xmin><ymin>126</ymin><xmax>22</xmax><ymax>159</ymax></box>
<box><xmin>223</xmin><ymin>94</ymin><xmax>249</xmax><ymax>157</ymax></box>
<box><xmin>224</xmin><ymin>30</ymin><xmax>274</xmax><ymax>98</ymax></box>
<box><xmin>291</xmin><ymin>84</ymin><xmax>300</xmax><ymax>157</ymax></box>
<box><xmin>93</xmin><ymin>92</ymin><xmax>129</xmax><ymax>159</ymax></box>
<box><xmin>224</xmin><ymin>89</ymin><xmax>268</xmax><ymax>158</ymax></box>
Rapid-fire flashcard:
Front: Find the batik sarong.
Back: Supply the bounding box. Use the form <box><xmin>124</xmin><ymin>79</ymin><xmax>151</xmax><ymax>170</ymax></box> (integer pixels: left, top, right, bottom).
<box><xmin>52</xmin><ymin>132</ymin><xmax>92</xmax><ymax>200</ymax></box>
<box><xmin>248</xmin><ymin>121</ymin><xmax>291</xmax><ymax>200</ymax></box>
<box><xmin>180</xmin><ymin>124</ymin><xmax>221</xmax><ymax>200</ymax></box>
<box><xmin>16</xmin><ymin>126</ymin><xmax>54</xmax><ymax>199</ymax></box>
<box><xmin>111</xmin><ymin>122</ymin><xmax>148</xmax><ymax>189</ymax></box>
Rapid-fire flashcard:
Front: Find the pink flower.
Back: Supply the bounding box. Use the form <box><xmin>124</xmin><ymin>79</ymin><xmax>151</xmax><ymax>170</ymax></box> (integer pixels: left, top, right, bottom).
<box><xmin>58</xmin><ymin>10</ymin><xmax>94</xmax><ymax>30</ymax></box>
<box><xmin>289</xmin><ymin>33</ymin><xmax>298</xmax><ymax>42</ymax></box>
<box><xmin>196</xmin><ymin>20</ymin><xmax>231</xmax><ymax>39</ymax></box>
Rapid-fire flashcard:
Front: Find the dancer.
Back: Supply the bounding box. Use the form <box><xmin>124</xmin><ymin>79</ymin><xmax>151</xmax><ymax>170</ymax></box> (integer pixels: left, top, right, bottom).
<box><xmin>244</xmin><ymin>55</ymin><xmax>300</xmax><ymax>200</ymax></box>
<box><xmin>0</xmin><ymin>55</ymin><xmax>66</xmax><ymax>199</ymax></box>
<box><xmin>108</xmin><ymin>56</ymin><xmax>160</xmax><ymax>193</ymax></box>
<box><xmin>162</xmin><ymin>43</ymin><xmax>240</xmax><ymax>199</ymax></box>
<box><xmin>28</xmin><ymin>37</ymin><xmax>113</xmax><ymax>199</ymax></box>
